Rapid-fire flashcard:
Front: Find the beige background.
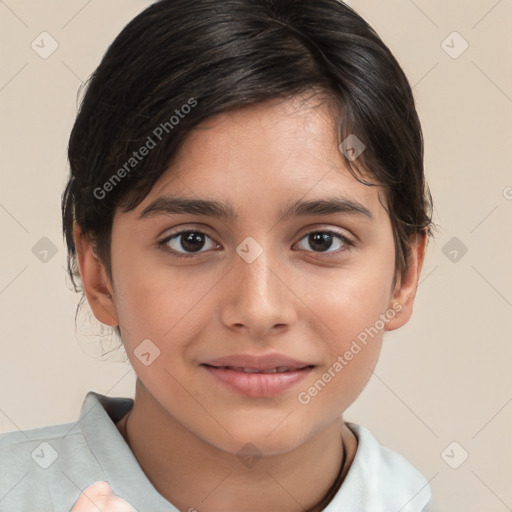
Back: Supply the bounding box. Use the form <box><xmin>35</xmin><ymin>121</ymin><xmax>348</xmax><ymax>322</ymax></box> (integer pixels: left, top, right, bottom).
<box><xmin>1</xmin><ymin>1</ymin><xmax>511</xmax><ymax>511</ymax></box>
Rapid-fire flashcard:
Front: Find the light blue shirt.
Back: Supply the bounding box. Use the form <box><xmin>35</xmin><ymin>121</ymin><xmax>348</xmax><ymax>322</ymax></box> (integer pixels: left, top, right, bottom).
<box><xmin>0</xmin><ymin>391</ymin><xmax>437</xmax><ymax>511</ymax></box>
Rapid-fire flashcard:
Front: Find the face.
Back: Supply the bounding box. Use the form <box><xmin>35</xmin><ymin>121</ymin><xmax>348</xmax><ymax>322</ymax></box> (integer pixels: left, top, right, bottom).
<box><xmin>76</xmin><ymin>93</ymin><xmax>424</xmax><ymax>456</ymax></box>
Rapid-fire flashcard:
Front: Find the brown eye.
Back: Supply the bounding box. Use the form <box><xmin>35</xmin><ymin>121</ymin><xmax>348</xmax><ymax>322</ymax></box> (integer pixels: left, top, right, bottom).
<box><xmin>159</xmin><ymin>230</ymin><xmax>219</xmax><ymax>258</ymax></box>
<box><xmin>295</xmin><ymin>230</ymin><xmax>353</xmax><ymax>256</ymax></box>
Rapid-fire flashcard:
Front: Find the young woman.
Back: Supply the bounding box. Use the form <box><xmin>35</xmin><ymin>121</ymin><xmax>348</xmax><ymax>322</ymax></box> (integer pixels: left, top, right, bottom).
<box><xmin>0</xmin><ymin>1</ymin><xmax>437</xmax><ymax>510</ymax></box>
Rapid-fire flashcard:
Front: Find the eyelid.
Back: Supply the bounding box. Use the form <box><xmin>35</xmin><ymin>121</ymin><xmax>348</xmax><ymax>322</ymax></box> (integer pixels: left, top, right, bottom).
<box><xmin>296</xmin><ymin>224</ymin><xmax>355</xmax><ymax>244</ymax></box>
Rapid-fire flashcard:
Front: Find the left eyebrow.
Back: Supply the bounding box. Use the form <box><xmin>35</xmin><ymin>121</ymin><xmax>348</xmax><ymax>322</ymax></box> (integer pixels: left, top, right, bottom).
<box><xmin>138</xmin><ymin>195</ymin><xmax>373</xmax><ymax>221</ymax></box>
<box><xmin>280</xmin><ymin>196</ymin><xmax>374</xmax><ymax>221</ymax></box>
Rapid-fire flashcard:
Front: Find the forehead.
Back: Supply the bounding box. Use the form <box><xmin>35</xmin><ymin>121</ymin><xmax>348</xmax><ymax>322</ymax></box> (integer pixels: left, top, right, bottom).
<box><xmin>134</xmin><ymin>95</ymin><xmax>389</xmax><ymax>223</ymax></box>
<box><xmin>168</xmin><ymin>95</ymin><xmax>345</xmax><ymax>182</ymax></box>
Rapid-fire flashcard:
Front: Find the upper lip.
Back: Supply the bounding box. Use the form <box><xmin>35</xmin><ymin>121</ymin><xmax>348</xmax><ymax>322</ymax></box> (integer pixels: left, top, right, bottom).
<box><xmin>202</xmin><ymin>352</ymin><xmax>315</xmax><ymax>370</ymax></box>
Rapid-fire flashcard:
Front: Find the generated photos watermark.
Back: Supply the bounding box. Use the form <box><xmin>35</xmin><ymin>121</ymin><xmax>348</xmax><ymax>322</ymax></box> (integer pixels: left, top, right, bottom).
<box><xmin>297</xmin><ymin>302</ymin><xmax>402</xmax><ymax>405</ymax></box>
<box><xmin>93</xmin><ymin>97</ymin><xmax>198</xmax><ymax>200</ymax></box>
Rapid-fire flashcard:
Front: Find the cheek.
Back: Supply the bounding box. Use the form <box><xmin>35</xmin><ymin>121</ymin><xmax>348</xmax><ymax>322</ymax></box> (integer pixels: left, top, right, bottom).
<box><xmin>297</xmin><ymin>303</ymin><xmax>385</xmax><ymax>421</ymax></box>
<box><xmin>297</xmin><ymin>263</ymin><xmax>391</xmax><ymax>409</ymax></box>
<box><xmin>297</xmin><ymin>336</ymin><xmax>382</xmax><ymax>425</ymax></box>
<box><xmin>112</xmin><ymin>255</ymin><xmax>218</xmax><ymax>353</ymax></box>
<box><xmin>306</xmin><ymin>257</ymin><xmax>393</xmax><ymax>343</ymax></box>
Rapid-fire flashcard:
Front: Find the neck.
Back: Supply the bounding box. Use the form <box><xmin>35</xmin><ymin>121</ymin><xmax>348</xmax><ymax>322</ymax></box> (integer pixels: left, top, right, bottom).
<box><xmin>116</xmin><ymin>379</ymin><xmax>357</xmax><ymax>512</ymax></box>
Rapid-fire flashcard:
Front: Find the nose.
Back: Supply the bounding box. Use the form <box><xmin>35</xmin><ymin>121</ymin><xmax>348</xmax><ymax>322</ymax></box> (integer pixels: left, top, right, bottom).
<box><xmin>219</xmin><ymin>241</ymin><xmax>297</xmax><ymax>339</ymax></box>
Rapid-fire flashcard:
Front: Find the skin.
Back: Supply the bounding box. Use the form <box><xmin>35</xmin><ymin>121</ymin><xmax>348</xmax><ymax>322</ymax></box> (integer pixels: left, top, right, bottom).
<box><xmin>72</xmin><ymin>481</ymin><xmax>136</xmax><ymax>512</ymax></box>
<box><xmin>73</xmin><ymin>93</ymin><xmax>427</xmax><ymax>512</ymax></box>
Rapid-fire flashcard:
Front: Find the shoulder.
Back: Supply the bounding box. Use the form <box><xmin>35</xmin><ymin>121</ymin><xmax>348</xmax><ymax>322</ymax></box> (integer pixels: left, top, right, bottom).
<box><xmin>348</xmin><ymin>422</ymin><xmax>429</xmax><ymax>481</ymax></box>
<box><xmin>326</xmin><ymin>421</ymin><xmax>434</xmax><ymax>511</ymax></box>
<box><xmin>0</xmin><ymin>393</ymin><xmax>118</xmax><ymax>511</ymax></box>
<box><xmin>0</xmin><ymin>423</ymin><xmax>91</xmax><ymax>510</ymax></box>
<box><xmin>0</xmin><ymin>421</ymin><xmax>99</xmax><ymax>472</ymax></box>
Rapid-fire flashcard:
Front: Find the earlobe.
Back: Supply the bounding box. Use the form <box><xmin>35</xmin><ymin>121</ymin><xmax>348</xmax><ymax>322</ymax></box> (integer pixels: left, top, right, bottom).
<box><xmin>72</xmin><ymin>223</ymin><xmax>119</xmax><ymax>327</ymax></box>
<box><xmin>384</xmin><ymin>230</ymin><xmax>428</xmax><ymax>332</ymax></box>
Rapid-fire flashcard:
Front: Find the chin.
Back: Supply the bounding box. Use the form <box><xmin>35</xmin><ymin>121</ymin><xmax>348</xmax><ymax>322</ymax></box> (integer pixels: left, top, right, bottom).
<box><xmin>205</xmin><ymin>421</ymin><xmax>310</xmax><ymax>458</ymax></box>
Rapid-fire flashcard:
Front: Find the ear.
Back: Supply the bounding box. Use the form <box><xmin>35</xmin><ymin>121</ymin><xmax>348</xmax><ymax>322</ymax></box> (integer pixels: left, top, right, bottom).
<box><xmin>384</xmin><ymin>230</ymin><xmax>428</xmax><ymax>332</ymax></box>
<box><xmin>73</xmin><ymin>222</ymin><xmax>119</xmax><ymax>327</ymax></box>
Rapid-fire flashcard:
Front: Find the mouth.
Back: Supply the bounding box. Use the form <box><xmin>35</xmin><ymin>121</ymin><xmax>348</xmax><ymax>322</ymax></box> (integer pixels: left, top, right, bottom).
<box><xmin>202</xmin><ymin>364</ymin><xmax>314</xmax><ymax>373</ymax></box>
<box><xmin>200</xmin><ymin>364</ymin><xmax>315</xmax><ymax>397</ymax></box>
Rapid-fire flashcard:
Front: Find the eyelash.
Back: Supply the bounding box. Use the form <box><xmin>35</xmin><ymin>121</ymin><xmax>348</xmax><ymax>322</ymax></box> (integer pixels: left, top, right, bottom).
<box><xmin>157</xmin><ymin>229</ymin><xmax>355</xmax><ymax>260</ymax></box>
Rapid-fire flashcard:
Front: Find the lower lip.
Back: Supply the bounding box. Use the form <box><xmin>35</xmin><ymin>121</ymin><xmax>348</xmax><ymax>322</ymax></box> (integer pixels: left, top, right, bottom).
<box><xmin>201</xmin><ymin>365</ymin><xmax>314</xmax><ymax>398</ymax></box>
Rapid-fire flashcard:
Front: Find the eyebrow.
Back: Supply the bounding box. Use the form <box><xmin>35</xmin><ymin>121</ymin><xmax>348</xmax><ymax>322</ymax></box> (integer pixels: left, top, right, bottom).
<box><xmin>138</xmin><ymin>195</ymin><xmax>373</xmax><ymax>221</ymax></box>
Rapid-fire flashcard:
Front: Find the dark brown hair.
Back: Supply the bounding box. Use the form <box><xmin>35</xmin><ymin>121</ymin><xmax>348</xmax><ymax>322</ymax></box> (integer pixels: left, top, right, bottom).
<box><xmin>62</xmin><ymin>0</ymin><xmax>435</xmax><ymax>338</ymax></box>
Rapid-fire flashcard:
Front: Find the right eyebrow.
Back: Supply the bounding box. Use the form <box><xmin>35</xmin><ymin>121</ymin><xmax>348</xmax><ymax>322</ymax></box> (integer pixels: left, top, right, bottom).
<box><xmin>138</xmin><ymin>196</ymin><xmax>237</xmax><ymax>221</ymax></box>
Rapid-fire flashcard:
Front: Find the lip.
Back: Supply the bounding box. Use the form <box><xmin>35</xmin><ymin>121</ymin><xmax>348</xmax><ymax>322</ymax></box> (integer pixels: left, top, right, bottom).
<box><xmin>201</xmin><ymin>352</ymin><xmax>314</xmax><ymax>371</ymax></box>
<box><xmin>200</xmin><ymin>352</ymin><xmax>316</xmax><ymax>398</ymax></box>
<box><xmin>201</xmin><ymin>364</ymin><xmax>314</xmax><ymax>398</ymax></box>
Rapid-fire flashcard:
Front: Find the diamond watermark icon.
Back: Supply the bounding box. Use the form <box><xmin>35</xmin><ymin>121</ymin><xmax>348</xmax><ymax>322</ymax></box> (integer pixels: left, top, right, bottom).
<box><xmin>441</xmin><ymin>441</ymin><xmax>469</xmax><ymax>469</ymax></box>
<box><xmin>134</xmin><ymin>338</ymin><xmax>161</xmax><ymax>366</ymax></box>
<box><xmin>31</xmin><ymin>31</ymin><xmax>59</xmax><ymax>59</ymax></box>
<box><xmin>237</xmin><ymin>442</ymin><xmax>262</xmax><ymax>468</ymax></box>
<box><xmin>441</xmin><ymin>31</ymin><xmax>469</xmax><ymax>59</ymax></box>
<box><xmin>236</xmin><ymin>237</ymin><xmax>264</xmax><ymax>264</ymax></box>
<box><xmin>442</xmin><ymin>236</ymin><xmax>468</xmax><ymax>263</ymax></box>
<box><xmin>32</xmin><ymin>237</ymin><xmax>58</xmax><ymax>263</ymax></box>
<box><xmin>31</xmin><ymin>441</ymin><xmax>59</xmax><ymax>469</ymax></box>
<box><xmin>339</xmin><ymin>134</ymin><xmax>365</xmax><ymax>161</ymax></box>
